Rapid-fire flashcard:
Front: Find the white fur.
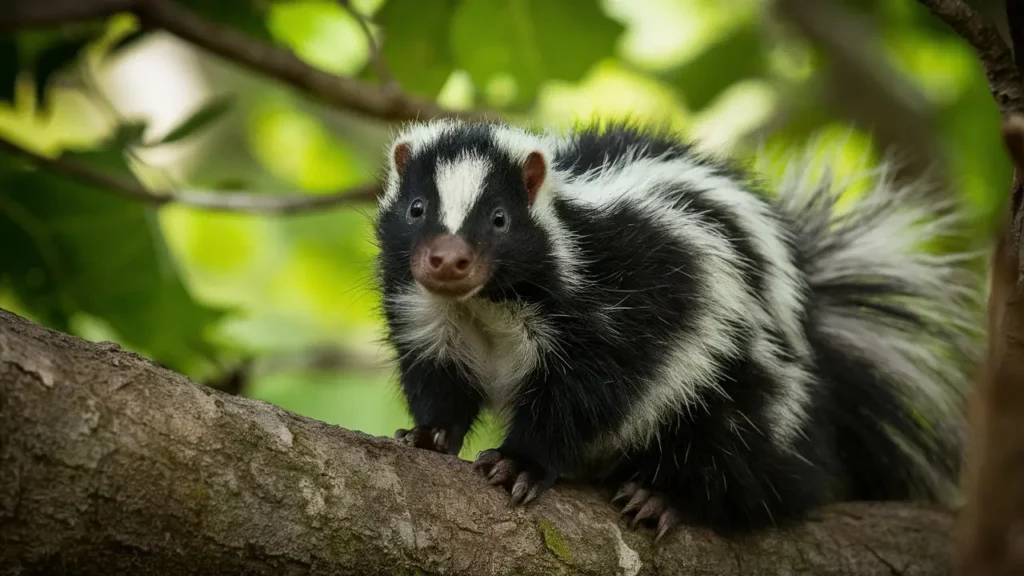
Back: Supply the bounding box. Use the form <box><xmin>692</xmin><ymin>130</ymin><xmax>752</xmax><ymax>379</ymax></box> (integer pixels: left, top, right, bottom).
<box><xmin>771</xmin><ymin>147</ymin><xmax>979</xmax><ymax>498</ymax></box>
<box><xmin>559</xmin><ymin>150</ymin><xmax>819</xmax><ymax>447</ymax></box>
<box><xmin>492</xmin><ymin>124</ymin><xmax>589</xmax><ymax>293</ymax></box>
<box><xmin>388</xmin><ymin>283</ymin><xmax>558</xmax><ymax>416</ymax></box>
<box><xmin>381</xmin><ymin>118</ymin><xmax>467</xmax><ymax>211</ymax></box>
<box><xmin>436</xmin><ymin>153</ymin><xmax>492</xmax><ymax>233</ymax></box>
<box><xmin>777</xmin><ymin>154</ymin><xmax>979</xmax><ymax>421</ymax></box>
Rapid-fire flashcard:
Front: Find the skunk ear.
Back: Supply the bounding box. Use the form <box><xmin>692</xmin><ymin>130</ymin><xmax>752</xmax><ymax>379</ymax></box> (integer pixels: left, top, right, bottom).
<box><xmin>523</xmin><ymin>151</ymin><xmax>546</xmax><ymax>206</ymax></box>
<box><xmin>392</xmin><ymin>142</ymin><xmax>411</xmax><ymax>173</ymax></box>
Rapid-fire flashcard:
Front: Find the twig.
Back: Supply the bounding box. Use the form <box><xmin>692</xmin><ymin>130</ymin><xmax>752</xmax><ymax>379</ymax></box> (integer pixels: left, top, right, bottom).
<box><xmin>138</xmin><ymin>0</ymin><xmax>485</xmax><ymax>123</ymax></box>
<box><xmin>337</xmin><ymin>0</ymin><xmax>398</xmax><ymax>94</ymax></box>
<box><xmin>0</xmin><ymin>137</ymin><xmax>380</xmax><ymax>213</ymax></box>
<box><xmin>914</xmin><ymin>0</ymin><xmax>1023</xmax><ymax>115</ymax></box>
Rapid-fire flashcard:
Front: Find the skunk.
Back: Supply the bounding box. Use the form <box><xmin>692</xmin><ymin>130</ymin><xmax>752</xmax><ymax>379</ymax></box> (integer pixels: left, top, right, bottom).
<box><xmin>375</xmin><ymin>119</ymin><xmax>978</xmax><ymax>540</ymax></box>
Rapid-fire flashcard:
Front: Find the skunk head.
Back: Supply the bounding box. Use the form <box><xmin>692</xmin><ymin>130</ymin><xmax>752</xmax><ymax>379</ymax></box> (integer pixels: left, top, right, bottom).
<box><xmin>377</xmin><ymin>120</ymin><xmax>556</xmax><ymax>301</ymax></box>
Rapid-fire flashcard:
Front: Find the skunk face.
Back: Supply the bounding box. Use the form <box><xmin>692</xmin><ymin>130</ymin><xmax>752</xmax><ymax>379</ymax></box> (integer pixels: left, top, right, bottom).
<box><xmin>377</xmin><ymin>123</ymin><xmax>554</xmax><ymax>302</ymax></box>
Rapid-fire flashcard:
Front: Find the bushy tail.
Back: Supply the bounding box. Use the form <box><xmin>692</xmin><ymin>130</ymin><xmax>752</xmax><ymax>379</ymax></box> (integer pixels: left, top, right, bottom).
<box><xmin>773</xmin><ymin>153</ymin><xmax>982</xmax><ymax>505</ymax></box>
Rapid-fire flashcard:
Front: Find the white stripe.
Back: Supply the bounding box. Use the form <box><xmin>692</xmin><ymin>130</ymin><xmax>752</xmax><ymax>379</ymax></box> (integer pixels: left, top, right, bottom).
<box><xmin>436</xmin><ymin>154</ymin><xmax>491</xmax><ymax>233</ymax></box>
<box><xmin>381</xmin><ymin>118</ymin><xmax>466</xmax><ymax>211</ymax></box>
<box><xmin>489</xmin><ymin>124</ymin><xmax>588</xmax><ymax>293</ymax></box>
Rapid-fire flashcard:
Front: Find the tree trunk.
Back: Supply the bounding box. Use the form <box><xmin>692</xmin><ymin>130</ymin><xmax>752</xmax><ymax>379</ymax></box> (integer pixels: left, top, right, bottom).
<box><xmin>0</xmin><ymin>308</ymin><xmax>955</xmax><ymax>575</ymax></box>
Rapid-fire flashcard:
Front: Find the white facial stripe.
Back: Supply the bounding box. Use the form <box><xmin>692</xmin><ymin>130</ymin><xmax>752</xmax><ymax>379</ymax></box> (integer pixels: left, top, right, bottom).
<box><xmin>381</xmin><ymin>118</ymin><xmax>466</xmax><ymax>211</ymax></box>
<box><xmin>436</xmin><ymin>154</ymin><xmax>491</xmax><ymax>233</ymax></box>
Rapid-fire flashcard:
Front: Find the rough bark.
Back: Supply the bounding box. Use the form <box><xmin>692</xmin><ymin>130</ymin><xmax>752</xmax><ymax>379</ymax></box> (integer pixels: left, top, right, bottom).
<box><xmin>0</xmin><ymin>308</ymin><xmax>955</xmax><ymax>575</ymax></box>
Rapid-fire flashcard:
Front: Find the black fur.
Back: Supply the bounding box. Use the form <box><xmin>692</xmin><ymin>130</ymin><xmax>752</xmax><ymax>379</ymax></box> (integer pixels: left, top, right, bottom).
<box><xmin>375</xmin><ymin>121</ymin><xmax>972</xmax><ymax>536</ymax></box>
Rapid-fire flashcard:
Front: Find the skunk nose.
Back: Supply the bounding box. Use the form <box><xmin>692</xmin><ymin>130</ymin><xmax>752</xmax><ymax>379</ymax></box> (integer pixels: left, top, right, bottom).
<box><xmin>411</xmin><ymin>234</ymin><xmax>487</xmax><ymax>298</ymax></box>
<box><xmin>425</xmin><ymin>235</ymin><xmax>474</xmax><ymax>280</ymax></box>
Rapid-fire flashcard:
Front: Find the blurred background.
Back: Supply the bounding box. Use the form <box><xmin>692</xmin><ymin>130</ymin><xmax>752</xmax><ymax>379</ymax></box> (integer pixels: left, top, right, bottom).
<box><xmin>0</xmin><ymin>0</ymin><xmax>1011</xmax><ymax>458</ymax></box>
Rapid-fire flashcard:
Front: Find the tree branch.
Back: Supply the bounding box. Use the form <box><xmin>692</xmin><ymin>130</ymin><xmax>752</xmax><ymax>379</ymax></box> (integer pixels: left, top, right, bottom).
<box><xmin>914</xmin><ymin>0</ymin><xmax>1023</xmax><ymax>115</ymax></box>
<box><xmin>0</xmin><ymin>137</ymin><xmax>380</xmax><ymax>213</ymax></box>
<box><xmin>0</xmin><ymin>307</ymin><xmax>956</xmax><ymax>575</ymax></box>
<box><xmin>2</xmin><ymin>0</ymin><xmax>489</xmax><ymax>124</ymax></box>
<box><xmin>1</xmin><ymin>0</ymin><xmax>136</xmax><ymax>28</ymax></box>
<box><xmin>138</xmin><ymin>0</ymin><xmax>483</xmax><ymax>123</ymax></box>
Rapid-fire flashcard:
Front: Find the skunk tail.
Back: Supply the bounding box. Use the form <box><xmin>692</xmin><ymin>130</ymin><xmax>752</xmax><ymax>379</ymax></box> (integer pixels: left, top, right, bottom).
<box><xmin>774</xmin><ymin>152</ymin><xmax>981</xmax><ymax>504</ymax></box>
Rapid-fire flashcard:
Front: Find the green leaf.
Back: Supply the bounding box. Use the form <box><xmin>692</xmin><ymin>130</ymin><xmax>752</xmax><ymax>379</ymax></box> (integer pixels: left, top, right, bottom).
<box><xmin>668</xmin><ymin>22</ymin><xmax>767</xmax><ymax>112</ymax></box>
<box><xmin>0</xmin><ymin>134</ymin><xmax>224</xmax><ymax>371</ymax></box>
<box><xmin>110</xmin><ymin>28</ymin><xmax>151</xmax><ymax>54</ymax></box>
<box><xmin>158</xmin><ymin>95</ymin><xmax>236</xmax><ymax>145</ymax></box>
<box><xmin>375</xmin><ymin>0</ymin><xmax>457</xmax><ymax>97</ymax></box>
<box><xmin>0</xmin><ymin>34</ymin><xmax>18</xmax><ymax>105</ymax></box>
<box><xmin>449</xmin><ymin>0</ymin><xmax>623</xmax><ymax>106</ymax></box>
<box><xmin>112</xmin><ymin>122</ymin><xmax>148</xmax><ymax>148</ymax></box>
<box><xmin>32</xmin><ymin>34</ymin><xmax>95</xmax><ymax>106</ymax></box>
<box><xmin>178</xmin><ymin>0</ymin><xmax>273</xmax><ymax>43</ymax></box>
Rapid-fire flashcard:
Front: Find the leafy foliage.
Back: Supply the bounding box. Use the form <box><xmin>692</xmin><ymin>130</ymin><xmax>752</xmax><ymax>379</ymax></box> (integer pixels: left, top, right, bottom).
<box><xmin>449</xmin><ymin>0</ymin><xmax>624</xmax><ymax>106</ymax></box>
<box><xmin>0</xmin><ymin>126</ymin><xmax>223</xmax><ymax>371</ymax></box>
<box><xmin>32</xmin><ymin>35</ymin><xmax>96</xmax><ymax>106</ymax></box>
<box><xmin>375</xmin><ymin>0</ymin><xmax>458</xmax><ymax>97</ymax></box>
<box><xmin>667</xmin><ymin>21</ymin><xmax>767</xmax><ymax>112</ymax></box>
<box><xmin>0</xmin><ymin>0</ymin><xmax>1010</xmax><ymax>444</ymax></box>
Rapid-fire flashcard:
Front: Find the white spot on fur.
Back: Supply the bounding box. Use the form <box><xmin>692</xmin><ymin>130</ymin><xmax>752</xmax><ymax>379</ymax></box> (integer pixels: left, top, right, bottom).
<box><xmin>436</xmin><ymin>154</ymin><xmax>491</xmax><ymax>233</ymax></box>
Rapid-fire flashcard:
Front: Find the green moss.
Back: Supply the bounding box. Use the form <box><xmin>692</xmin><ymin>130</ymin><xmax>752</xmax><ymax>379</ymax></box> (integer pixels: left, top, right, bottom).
<box><xmin>537</xmin><ymin>518</ymin><xmax>570</xmax><ymax>564</ymax></box>
<box><xmin>189</xmin><ymin>481</ymin><xmax>208</xmax><ymax>501</ymax></box>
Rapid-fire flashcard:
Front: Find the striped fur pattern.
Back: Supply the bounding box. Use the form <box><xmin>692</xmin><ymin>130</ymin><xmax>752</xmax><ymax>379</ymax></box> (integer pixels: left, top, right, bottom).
<box><xmin>375</xmin><ymin>119</ymin><xmax>978</xmax><ymax>534</ymax></box>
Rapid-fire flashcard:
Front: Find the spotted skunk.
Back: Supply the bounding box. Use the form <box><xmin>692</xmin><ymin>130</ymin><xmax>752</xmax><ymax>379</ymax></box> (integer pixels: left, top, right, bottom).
<box><xmin>375</xmin><ymin>119</ymin><xmax>978</xmax><ymax>540</ymax></box>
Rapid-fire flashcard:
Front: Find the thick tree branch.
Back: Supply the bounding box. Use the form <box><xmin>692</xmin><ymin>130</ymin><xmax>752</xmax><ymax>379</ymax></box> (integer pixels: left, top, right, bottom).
<box><xmin>955</xmin><ymin>114</ymin><xmax>1024</xmax><ymax>576</ymax></box>
<box><xmin>0</xmin><ymin>137</ymin><xmax>380</xmax><ymax>213</ymax></box>
<box><xmin>0</xmin><ymin>307</ymin><xmax>956</xmax><ymax>575</ymax></box>
<box><xmin>914</xmin><ymin>0</ymin><xmax>1023</xmax><ymax>115</ymax></box>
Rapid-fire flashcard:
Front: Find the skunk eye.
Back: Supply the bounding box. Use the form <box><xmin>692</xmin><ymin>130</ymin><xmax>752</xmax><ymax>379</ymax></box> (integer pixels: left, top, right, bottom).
<box><xmin>492</xmin><ymin>208</ymin><xmax>508</xmax><ymax>230</ymax></box>
<box><xmin>408</xmin><ymin>198</ymin><xmax>425</xmax><ymax>220</ymax></box>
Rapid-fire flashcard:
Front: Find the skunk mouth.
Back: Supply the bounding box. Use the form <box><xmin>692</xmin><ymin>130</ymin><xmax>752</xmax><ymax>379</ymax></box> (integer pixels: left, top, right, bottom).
<box><xmin>416</xmin><ymin>279</ymin><xmax>486</xmax><ymax>301</ymax></box>
<box><xmin>410</xmin><ymin>235</ymin><xmax>490</xmax><ymax>300</ymax></box>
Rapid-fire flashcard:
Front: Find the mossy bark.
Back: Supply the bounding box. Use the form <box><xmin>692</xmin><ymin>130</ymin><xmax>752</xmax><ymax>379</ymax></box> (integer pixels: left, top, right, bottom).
<box><xmin>0</xmin><ymin>308</ymin><xmax>955</xmax><ymax>575</ymax></box>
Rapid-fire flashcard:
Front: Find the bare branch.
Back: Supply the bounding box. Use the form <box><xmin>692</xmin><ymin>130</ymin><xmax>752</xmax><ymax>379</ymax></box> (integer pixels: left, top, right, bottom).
<box><xmin>0</xmin><ymin>0</ymin><xmax>136</xmax><ymax>29</ymax></box>
<box><xmin>914</xmin><ymin>0</ymin><xmax>1023</xmax><ymax>115</ymax></box>
<box><xmin>338</xmin><ymin>0</ymin><xmax>398</xmax><ymax>94</ymax></box>
<box><xmin>0</xmin><ymin>137</ymin><xmax>380</xmax><ymax>213</ymax></box>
